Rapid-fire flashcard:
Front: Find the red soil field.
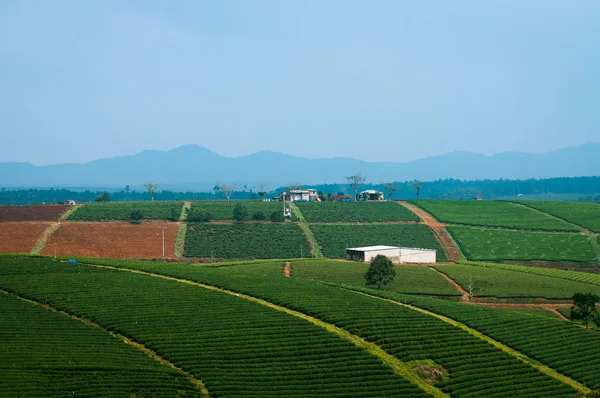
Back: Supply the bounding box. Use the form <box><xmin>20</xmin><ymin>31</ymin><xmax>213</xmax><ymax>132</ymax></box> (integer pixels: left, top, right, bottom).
<box><xmin>0</xmin><ymin>222</ymin><xmax>48</xmax><ymax>253</ymax></box>
<box><xmin>0</xmin><ymin>205</ymin><xmax>70</xmax><ymax>222</ymax></box>
<box><xmin>42</xmin><ymin>221</ymin><xmax>180</xmax><ymax>259</ymax></box>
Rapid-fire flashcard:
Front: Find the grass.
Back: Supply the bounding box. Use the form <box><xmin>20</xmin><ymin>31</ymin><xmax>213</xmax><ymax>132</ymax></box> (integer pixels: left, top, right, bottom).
<box><xmin>449</xmin><ymin>226</ymin><xmax>597</xmax><ymax>262</ymax></box>
<box><xmin>413</xmin><ymin>200</ymin><xmax>578</xmax><ymax>231</ymax></box>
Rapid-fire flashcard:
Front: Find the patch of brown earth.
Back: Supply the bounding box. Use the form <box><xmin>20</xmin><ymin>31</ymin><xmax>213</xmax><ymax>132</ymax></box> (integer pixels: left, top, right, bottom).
<box><xmin>428</xmin><ymin>267</ymin><xmax>470</xmax><ymax>302</ymax></box>
<box><xmin>41</xmin><ymin>221</ymin><xmax>179</xmax><ymax>259</ymax></box>
<box><xmin>283</xmin><ymin>262</ymin><xmax>291</xmax><ymax>277</ymax></box>
<box><xmin>0</xmin><ymin>222</ymin><xmax>49</xmax><ymax>253</ymax></box>
<box><xmin>0</xmin><ymin>205</ymin><xmax>71</xmax><ymax>222</ymax></box>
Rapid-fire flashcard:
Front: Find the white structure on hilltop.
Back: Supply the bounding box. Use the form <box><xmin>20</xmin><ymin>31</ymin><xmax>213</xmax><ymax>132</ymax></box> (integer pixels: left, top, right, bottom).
<box><xmin>277</xmin><ymin>189</ymin><xmax>321</xmax><ymax>202</ymax></box>
<box><xmin>358</xmin><ymin>190</ymin><xmax>384</xmax><ymax>201</ymax></box>
<box><xmin>346</xmin><ymin>245</ymin><xmax>436</xmax><ymax>264</ymax></box>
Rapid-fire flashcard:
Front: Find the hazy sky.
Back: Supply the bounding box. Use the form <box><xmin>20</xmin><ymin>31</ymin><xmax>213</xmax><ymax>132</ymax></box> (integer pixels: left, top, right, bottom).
<box><xmin>1</xmin><ymin>1</ymin><xmax>599</xmax><ymax>165</ymax></box>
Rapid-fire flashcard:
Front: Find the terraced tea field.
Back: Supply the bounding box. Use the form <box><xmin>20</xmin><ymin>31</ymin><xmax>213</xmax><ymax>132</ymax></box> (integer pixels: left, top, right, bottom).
<box><xmin>297</xmin><ymin>201</ymin><xmax>420</xmax><ymax>222</ymax></box>
<box><xmin>68</xmin><ymin>201</ymin><xmax>184</xmax><ymax>221</ymax></box>
<box><xmin>413</xmin><ymin>200</ymin><xmax>578</xmax><ymax>231</ymax></box>
<box><xmin>434</xmin><ymin>263</ymin><xmax>600</xmax><ymax>298</ymax></box>
<box><xmin>448</xmin><ymin>226</ymin><xmax>596</xmax><ymax>263</ymax></box>
<box><xmin>188</xmin><ymin>201</ymin><xmax>284</xmax><ymax>220</ymax></box>
<box><xmin>311</xmin><ymin>224</ymin><xmax>447</xmax><ymax>260</ymax></box>
<box><xmin>184</xmin><ymin>222</ymin><xmax>310</xmax><ymax>259</ymax></box>
<box><xmin>514</xmin><ymin>200</ymin><xmax>600</xmax><ymax>233</ymax></box>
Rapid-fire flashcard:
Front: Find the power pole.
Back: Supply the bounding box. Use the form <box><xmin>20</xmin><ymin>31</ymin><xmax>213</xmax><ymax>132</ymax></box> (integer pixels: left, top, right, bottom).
<box><xmin>161</xmin><ymin>226</ymin><xmax>166</xmax><ymax>258</ymax></box>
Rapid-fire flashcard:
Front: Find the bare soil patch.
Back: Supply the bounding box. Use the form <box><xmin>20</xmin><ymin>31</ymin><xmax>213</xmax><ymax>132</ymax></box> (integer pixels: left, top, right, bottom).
<box><xmin>0</xmin><ymin>222</ymin><xmax>49</xmax><ymax>253</ymax></box>
<box><xmin>0</xmin><ymin>205</ymin><xmax>71</xmax><ymax>222</ymax></box>
<box><xmin>283</xmin><ymin>262</ymin><xmax>291</xmax><ymax>277</ymax></box>
<box><xmin>41</xmin><ymin>221</ymin><xmax>179</xmax><ymax>259</ymax></box>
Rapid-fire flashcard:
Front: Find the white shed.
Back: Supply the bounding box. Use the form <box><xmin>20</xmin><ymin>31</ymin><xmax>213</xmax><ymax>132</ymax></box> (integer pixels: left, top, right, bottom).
<box><xmin>346</xmin><ymin>245</ymin><xmax>436</xmax><ymax>264</ymax></box>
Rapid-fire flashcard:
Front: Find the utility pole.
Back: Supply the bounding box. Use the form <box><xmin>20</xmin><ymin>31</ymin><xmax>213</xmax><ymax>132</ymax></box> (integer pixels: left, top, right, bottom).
<box><xmin>161</xmin><ymin>226</ymin><xmax>166</xmax><ymax>258</ymax></box>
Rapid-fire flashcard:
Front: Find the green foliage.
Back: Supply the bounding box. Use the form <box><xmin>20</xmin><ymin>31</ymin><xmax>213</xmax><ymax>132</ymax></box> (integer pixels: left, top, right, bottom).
<box><xmin>232</xmin><ymin>203</ymin><xmax>249</xmax><ymax>221</ymax></box>
<box><xmin>571</xmin><ymin>292</ymin><xmax>600</xmax><ymax>329</ymax></box>
<box><xmin>95</xmin><ymin>191</ymin><xmax>110</xmax><ymax>202</ymax></box>
<box><xmin>414</xmin><ymin>200</ymin><xmax>578</xmax><ymax>231</ymax></box>
<box><xmin>0</xmin><ymin>256</ymin><xmax>428</xmax><ymax>398</ymax></box>
<box><xmin>449</xmin><ymin>226</ymin><xmax>596</xmax><ymax>262</ymax></box>
<box><xmin>269</xmin><ymin>210</ymin><xmax>285</xmax><ymax>222</ymax></box>
<box><xmin>463</xmin><ymin>261</ymin><xmax>600</xmax><ymax>285</ymax></box>
<box><xmin>129</xmin><ymin>209</ymin><xmax>143</xmax><ymax>224</ymax></box>
<box><xmin>184</xmin><ymin>223</ymin><xmax>309</xmax><ymax>259</ymax></box>
<box><xmin>68</xmin><ymin>201</ymin><xmax>183</xmax><ymax>221</ymax></box>
<box><xmin>0</xmin><ymin>292</ymin><xmax>199</xmax><ymax>397</ymax></box>
<box><xmin>364</xmin><ymin>254</ymin><xmax>396</xmax><ymax>289</ymax></box>
<box><xmin>189</xmin><ymin>201</ymin><xmax>283</xmax><ymax>220</ymax></box>
<box><xmin>435</xmin><ymin>264</ymin><xmax>600</xmax><ymax>298</ymax></box>
<box><xmin>311</xmin><ymin>224</ymin><xmax>447</xmax><ymax>260</ymax></box>
<box><xmin>296</xmin><ymin>201</ymin><xmax>419</xmax><ymax>222</ymax></box>
<box><xmin>515</xmin><ymin>201</ymin><xmax>600</xmax><ymax>233</ymax></box>
<box><xmin>251</xmin><ymin>211</ymin><xmax>266</xmax><ymax>221</ymax></box>
<box><xmin>186</xmin><ymin>207</ymin><xmax>212</xmax><ymax>222</ymax></box>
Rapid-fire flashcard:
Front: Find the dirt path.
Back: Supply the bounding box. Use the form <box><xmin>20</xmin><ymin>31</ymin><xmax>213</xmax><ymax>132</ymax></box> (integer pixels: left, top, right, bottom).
<box><xmin>398</xmin><ymin>202</ymin><xmax>462</xmax><ymax>261</ymax></box>
<box><xmin>283</xmin><ymin>262</ymin><xmax>292</xmax><ymax>277</ymax></box>
<box><xmin>30</xmin><ymin>222</ymin><xmax>61</xmax><ymax>255</ymax></box>
<box><xmin>0</xmin><ymin>288</ymin><xmax>210</xmax><ymax>397</ymax></box>
<box><xmin>429</xmin><ymin>267</ymin><xmax>470</xmax><ymax>302</ymax></box>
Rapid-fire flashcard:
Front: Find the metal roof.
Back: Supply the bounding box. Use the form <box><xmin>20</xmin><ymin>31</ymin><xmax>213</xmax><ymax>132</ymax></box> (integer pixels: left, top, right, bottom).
<box><xmin>346</xmin><ymin>245</ymin><xmax>399</xmax><ymax>252</ymax></box>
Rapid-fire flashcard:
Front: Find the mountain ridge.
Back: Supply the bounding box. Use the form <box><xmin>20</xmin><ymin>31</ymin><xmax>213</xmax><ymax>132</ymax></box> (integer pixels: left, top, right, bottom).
<box><xmin>1</xmin><ymin>143</ymin><xmax>598</xmax><ymax>191</ymax></box>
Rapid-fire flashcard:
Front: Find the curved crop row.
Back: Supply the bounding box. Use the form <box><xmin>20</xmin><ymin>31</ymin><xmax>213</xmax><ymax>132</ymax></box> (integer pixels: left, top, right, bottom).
<box><xmin>513</xmin><ymin>201</ymin><xmax>600</xmax><ymax>233</ymax></box>
<box><xmin>0</xmin><ymin>256</ymin><xmax>428</xmax><ymax>398</ymax></box>
<box><xmin>462</xmin><ymin>262</ymin><xmax>600</xmax><ymax>286</ymax></box>
<box><xmin>0</xmin><ymin>292</ymin><xmax>200</xmax><ymax>397</ymax></box>
<box><xmin>296</xmin><ymin>202</ymin><xmax>420</xmax><ymax>223</ymax></box>
<box><xmin>359</xmin><ymin>289</ymin><xmax>600</xmax><ymax>390</ymax></box>
<box><xmin>91</xmin><ymin>258</ymin><xmax>578</xmax><ymax>398</ymax></box>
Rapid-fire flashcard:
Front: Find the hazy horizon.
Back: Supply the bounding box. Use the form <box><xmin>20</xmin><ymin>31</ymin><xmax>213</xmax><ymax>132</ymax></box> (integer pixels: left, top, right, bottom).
<box><xmin>2</xmin><ymin>1</ymin><xmax>599</xmax><ymax>165</ymax></box>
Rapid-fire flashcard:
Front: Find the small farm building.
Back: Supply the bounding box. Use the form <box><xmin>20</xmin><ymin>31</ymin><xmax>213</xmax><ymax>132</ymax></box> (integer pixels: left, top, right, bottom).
<box><xmin>66</xmin><ymin>200</ymin><xmax>77</xmax><ymax>205</ymax></box>
<box><xmin>346</xmin><ymin>245</ymin><xmax>436</xmax><ymax>264</ymax></box>
<box><xmin>358</xmin><ymin>190</ymin><xmax>384</xmax><ymax>201</ymax></box>
<box><xmin>276</xmin><ymin>189</ymin><xmax>321</xmax><ymax>202</ymax></box>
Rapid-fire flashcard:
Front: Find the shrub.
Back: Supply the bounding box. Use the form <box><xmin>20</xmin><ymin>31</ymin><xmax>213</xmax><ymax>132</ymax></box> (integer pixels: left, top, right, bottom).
<box><xmin>251</xmin><ymin>211</ymin><xmax>266</xmax><ymax>221</ymax></box>
<box><xmin>233</xmin><ymin>204</ymin><xmax>249</xmax><ymax>221</ymax></box>
<box><xmin>270</xmin><ymin>210</ymin><xmax>285</xmax><ymax>222</ymax></box>
<box><xmin>129</xmin><ymin>210</ymin><xmax>143</xmax><ymax>224</ymax></box>
<box><xmin>187</xmin><ymin>209</ymin><xmax>212</xmax><ymax>222</ymax></box>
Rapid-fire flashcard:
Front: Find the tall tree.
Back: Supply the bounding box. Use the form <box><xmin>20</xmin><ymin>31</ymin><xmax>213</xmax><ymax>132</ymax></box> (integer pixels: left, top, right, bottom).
<box><xmin>144</xmin><ymin>183</ymin><xmax>160</xmax><ymax>201</ymax></box>
<box><xmin>381</xmin><ymin>182</ymin><xmax>399</xmax><ymax>201</ymax></box>
<box><xmin>345</xmin><ymin>173</ymin><xmax>366</xmax><ymax>202</ymax></box>
<box><xmin>410</xmin><ymin>181</ymin><xmax>425</xmax><ymax>200</ymax></box>
<box><xmin>255</xmin><ymin>181</ymin><xmax>269</xmax><ymax>200</ymax></box>
<box><xmin>95</xmin><ymin>191</ymin><xmax>110</xmax><ymax>202</ymax></box>
<box><xmin>217</xmin><ymin>184</ymin><xmax>238</xmax><ymax>202</ymax></box>
<box><xmin>571</xmin><ymin>292</ymin><xmax>600</xmax><ymax>329</ymax></box>
<box><xmin>364</xmin><ymin>254</ymin><xmax>396</xmax><ymax>290</ymax></box>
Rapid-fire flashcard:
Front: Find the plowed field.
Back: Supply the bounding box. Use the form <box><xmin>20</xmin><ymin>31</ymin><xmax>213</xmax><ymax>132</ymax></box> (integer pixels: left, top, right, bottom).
<box><xmin>0</xmin><ymin>205</ymin><xmax>70</xmax><ymax>222</ymax></box>
<box><xmin>42</xmin><ymin>222</ymin><xmax>179</xmax><ymax>259</ymax></box>
<box><xmin>0</xmin><ymin>222</ymin><xmax>48</xmax><ymax>253</ymax></box>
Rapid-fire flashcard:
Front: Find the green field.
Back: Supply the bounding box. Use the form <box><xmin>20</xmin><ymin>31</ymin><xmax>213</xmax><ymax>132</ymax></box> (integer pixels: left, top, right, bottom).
<box><xmin>296</xmin><ymin>201</ymin><xmax>420</xmax><ymax>222</ymax></box>
<box><xmin>82</xmin><ymin>257</ymin><xmax>579</xmax><ymax>397</ymax></box>
<box><xmin>449</xmin><ymin>226</ymin><xmax>596</xmax><ymax>262</ymax></box>
<box><xmin>188</xmin><ymin>201</ymin><xmax>285</xmax><ymax>220</ymax></box>
<box><xmin>311</xmin><ymin>224</ymin><xmax>447</xmax><ymax>260</ymax></box>
<box><xmin>434</xmin><ymin>263</ymin><xmax>600</xmax><ymax>298</ymax></box>
<box><xmin>221</xmin><ymin>259</ymin><xmax>460</xmax><ymax>296</ymax></box>
<box><xmin>184</xmin><ymin>222</ymin><xmax>310</xmax><ymax>259</ymax></box>
<box><xmin>515</xmin><ymin>201</ymin><xmax>600</xmax><ymax>233</ymax></box>
<box><xmin>68</xmin><ymin>201</ymin><xmax>184</xmax><ymax>221</ymax></box>
<box><xmin>0</xmin><ymin>292</ymin><xmax>200</xmax><ymax>397</ymax></box>
<box><xmin>413</xmin><ymin>200</ymin><xmax>578</xmax><ymax>231</ymax></box>
<box><xmin>0</xmin><ymin>256</ymin><xmax>429</xmax><ymax>398</ymax></box>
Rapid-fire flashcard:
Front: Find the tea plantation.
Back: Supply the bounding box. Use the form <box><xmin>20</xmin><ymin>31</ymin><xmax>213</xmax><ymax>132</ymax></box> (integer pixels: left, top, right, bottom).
<box><xmin>67</xmin><ymin>201</ymin><xmax>184</xmax><ymax>221</ymax></box>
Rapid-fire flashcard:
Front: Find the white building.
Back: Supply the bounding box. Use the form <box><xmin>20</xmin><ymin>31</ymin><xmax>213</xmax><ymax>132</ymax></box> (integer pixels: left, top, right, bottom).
<box><xmin>358</xmin><ymin>190</ymin><xmax>384</xmax><ymax>201</ymax></box>
<box><xmin>346</xmin><ymin>245</ymin><xmax>436</xmax><ymax>264</ymax></box>
<box><xmin>277</xmin><ymin>189</ymin><xmax>321</xmax><ymax>202</ymax></box>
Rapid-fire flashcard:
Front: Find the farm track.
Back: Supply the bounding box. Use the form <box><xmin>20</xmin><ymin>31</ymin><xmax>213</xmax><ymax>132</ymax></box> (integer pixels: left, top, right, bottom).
<box><xmin>428</xmin><ymin>267</ymin><xmax>469</xmax><ymax>302</ymax></box>
<box><xmin>59</xmin><ymin>204</ymin><xmax>81</xmax><ymax>221</ymax></box>
<box><xmin>179</xmin><ymin>201</ymin><xmax>192</xmax><ymax>221</ymax></box>
<box><xmin>397</xmin><ymin>202</ymin><xmax>462</xmax><ymax>261</ymax></box>
<box><xmin>345</xmin><ymin>288</ymin><xmax>591</xmax><ymax>395</ymax></box>
<box><xmin>0</xmin><ymin>288</ymin><xmax>210</xmax><ymax>397</ymax></box>
<box><xmin>29</xmin><ymin>222</ymin><xmax>61</xmax><ymax>255</ymax></box>
<box><xmin>290</xmin><ymin>203</ymin><xmax>324</xmax><ymax>258</ymax></box>
<box><xmin>174</xmin><ymin>223</ymin><xmax>187</xmax><ymax>258</ymax></box>
<box><xmin>84</xmin><ymin>262</ymin><xmax>448</xmax><ymax>398</ymax></box>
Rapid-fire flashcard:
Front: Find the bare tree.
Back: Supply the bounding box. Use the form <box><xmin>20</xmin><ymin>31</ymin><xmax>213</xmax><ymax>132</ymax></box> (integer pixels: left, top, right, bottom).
<box><xmin>217</xmin><ymin>184</ymin><xmax>238</xmax><ymax>202</ymax></box>
<box><xmin>345</xmin><ymin>174</ymin><xmax>366</xmax><ymax>201</ymax></box>
<box><xmin>254</xmin><ymin>181</ymin><xmax>270</xmax><ymax>200</ymax></box>
<box><xmin>381</xmin><ymin>182</ymin><xmax>399</xmax><ymax>201</ymax></box>
<box><xmin>144</xmin><ymin>183</ymin><xmax>160</xmax><ymax>201</ymax></box>
<box><xmin>410</xmin><ymin>181</ymin><xmax>425</xmax><ymax>200</ymax></box>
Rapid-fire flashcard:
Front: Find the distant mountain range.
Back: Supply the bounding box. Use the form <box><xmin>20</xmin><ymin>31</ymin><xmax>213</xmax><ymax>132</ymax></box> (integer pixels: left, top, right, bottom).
<box><xmin>1</xmin><ymin>143</ymin><xmax>599</xmax><ymax>191</ymax></box>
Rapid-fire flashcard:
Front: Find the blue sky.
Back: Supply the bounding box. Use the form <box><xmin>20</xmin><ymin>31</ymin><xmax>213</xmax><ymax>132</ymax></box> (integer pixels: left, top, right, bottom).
<box><xmin>1</xmin><ymin>1</ymin><xmax>598</xmax><ymax>165</ymax></box>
